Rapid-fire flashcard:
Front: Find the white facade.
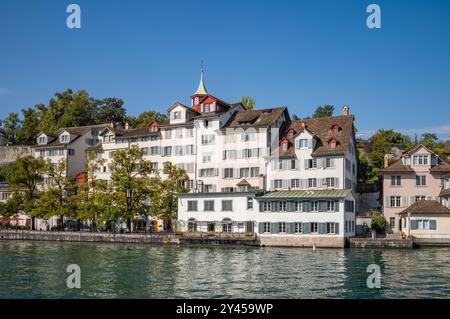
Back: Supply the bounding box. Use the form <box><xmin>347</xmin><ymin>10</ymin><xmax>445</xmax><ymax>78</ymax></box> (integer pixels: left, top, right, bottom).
<box><xmin>177</xmin><ymin>190</ymin><xmax>356</xmax><ymax>247</ymax></box>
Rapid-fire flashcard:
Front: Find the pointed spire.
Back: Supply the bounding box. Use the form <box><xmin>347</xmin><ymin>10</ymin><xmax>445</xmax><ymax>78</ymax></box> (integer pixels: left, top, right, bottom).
<box><xmin>194</xmin><ymin>61</ymin><xmax>208</xmax><ymax>95</ymax></box>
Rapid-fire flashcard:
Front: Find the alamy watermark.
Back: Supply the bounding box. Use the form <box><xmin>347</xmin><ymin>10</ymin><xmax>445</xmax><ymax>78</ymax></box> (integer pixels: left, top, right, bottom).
<box><xmin>367</xmin><ymin>4</ymin><xmax>381</xmax><ymax>29</ymax></box>
<box><xmin>66</xmin><ymin>264</ymin><xmax>81</xmax><ymax>289</ymax></box>
<box><xmin>66</xmin><ymin>4</ymin><xmax>81</xmax><ymax>29</ymax></box>
<box><xmin>366</xmin><ymin>264</ymin><xmax>381</xmax><ymax>289</ymax></box>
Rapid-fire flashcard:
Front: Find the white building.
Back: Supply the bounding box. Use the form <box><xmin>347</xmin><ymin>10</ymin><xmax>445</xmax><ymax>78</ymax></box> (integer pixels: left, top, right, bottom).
<box><xmin>177</xmin><ymin>189</ymin><xmax>356</xmax><ymax>248</ymax></box>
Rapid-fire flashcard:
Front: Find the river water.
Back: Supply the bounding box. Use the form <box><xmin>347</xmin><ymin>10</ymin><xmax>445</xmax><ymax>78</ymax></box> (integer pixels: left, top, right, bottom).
<box><xmin>1</xmin><ymin>240</ymin><xmax>450</xmax><ymax>298</ymax></box>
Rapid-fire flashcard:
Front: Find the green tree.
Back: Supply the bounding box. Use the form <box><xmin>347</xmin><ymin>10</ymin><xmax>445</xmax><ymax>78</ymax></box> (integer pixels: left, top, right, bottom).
<box><xmin>5</xmin><ymin>156</ymin><xmax>45</xmax><ymax>230</ymax></box>
<box><xmin>371</xmin><ymin>214</ymin><xmax>388</xmax><ymax>234</ymax></box>
<box><xmin>1</xmin><ymin>112</ymin><xmax>21</xmax><ymax>145</ymax></box>
<box><xmin>95</xmin><ymin>97</ymin><xmax>127</xmax><ymax>125</ymax></box>
<box><xmin>420</xmin><ymin>132</ymin><xmax>439</xmax><ymax>149</ymax></box>
<box><xmin>368</xmin><ymin>129</ymin><xmax>412</xmax><ymax>169</ymax></box>
<box><xmin>312</xmin><ymin>105</ymin><xmax>334</xmax><ymax>118</ymax></box>
<box><xmin>240</xmin><ymin>96</ymin><xmax>256</xmax><ymax>110</ymax></box>
<box><xmin>109</xmin><ymin>145</ymin><xmax>155</xmax><ymax>232</ymax></box>
<box><xmin>16</xmin><ymin>108</ymin><xmax>40</xmax><ymax>145</ymax></box>
<box><xmin>32</xmin><ymin>159</ymin><xmax>77</xmax><ymax>230</ymax></box>
<box><xmin>127</xmin><ymin>111</ymin><xmax>168</xmax><ymax>128</ymax></box>
<box><xmin>0</xmin><ymin>193</ymin><xmax>24</xmax><ymax>225</ymax></box>
<box><xmin>158</xmin><ymin>162</ymin><xmax>189</xmax><ymax>222</ymax></box>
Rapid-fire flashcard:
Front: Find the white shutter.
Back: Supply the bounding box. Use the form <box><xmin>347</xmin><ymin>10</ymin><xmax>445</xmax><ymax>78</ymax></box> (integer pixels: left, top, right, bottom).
<box><xmin>402</xmin><ymin>196</ymin><xmax>408</xmax><ymax>208</ymax></box>
<box><xmin>304</xmin><ymin>159</ymin><xmax>309</xmax><ymax>169</ymax></box>
<box><xmin>385</xmin><ymin>196</ymin><xmax>391</xmax><ymax>207</ymax></box>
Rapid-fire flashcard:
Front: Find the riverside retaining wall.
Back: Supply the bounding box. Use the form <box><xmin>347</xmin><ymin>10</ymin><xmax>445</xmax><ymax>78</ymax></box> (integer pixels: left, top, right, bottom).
<box><xmin>349</xmin><ymin>238</ymin><xmax>413</xmax><ymax>248</ymax></box>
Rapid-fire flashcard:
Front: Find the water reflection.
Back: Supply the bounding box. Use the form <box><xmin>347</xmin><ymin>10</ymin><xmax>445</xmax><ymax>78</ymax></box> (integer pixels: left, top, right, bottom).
<box><xmin>1</xmin><ymin>241</ymin><xmax>450</xmax><ymax>298</ymax></box>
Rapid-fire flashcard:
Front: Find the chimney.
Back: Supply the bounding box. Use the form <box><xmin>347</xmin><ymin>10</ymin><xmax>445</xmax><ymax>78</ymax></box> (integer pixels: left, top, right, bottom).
<box><xmin>300</xmin><ymin>121</ymin><xmax>306</xmax><ymax>128</ymax></box>
<box><xmin>342</xmin><ymin>105</ymin><xmax>350</xmax><ymax>116</ymax></box>
<box><xmin>125</xmin><ymin>122</ymin><xmax>130</xmax><ymax>130</ymax></box>
<box><xmin>384</xmin><ymin>154</ymin><xmax>390</xmax><ymax>168</ymax></box>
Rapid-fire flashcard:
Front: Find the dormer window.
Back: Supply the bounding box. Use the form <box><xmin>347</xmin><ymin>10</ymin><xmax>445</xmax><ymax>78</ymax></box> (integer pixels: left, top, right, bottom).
<box><xmin>331</xmin><ymin>125</ymin><xmax>341</xmax><ymax>135</ymax></box>
<box><xmin>60</xmin><ymin>134</ymin><xmax>70</xmax><ymax>143</ymax></box>
<box><xmin>38</xmin><ymin>136</ymin><xmax>46</xmax><ymax>144</ymax></box>
<box><xmin>194</xmin><ymin>97</ymin><xmax>199</xmax><ymax>105</ymax></box>
<box><xmin>282</xmin><ymin>143</ymin><xmax>288</xmax><ymax>152</ymax></box>
<box><xmin>287</xmin><ymin>129</ymin><xmax>295</xmax><ymax>138</ymax></box>
<box><xmin>104</xmin><ymin>134</ymin><xmax>114</xmax><ymax>143</ymax></box>
<box><xmin>149</xmin><ymin>125</ymin><xmax>158</xmax><ymax>133</ymax></box>
<box><xmin>203</xmin><ymin>103</ymin><xmax>211</xmax><ymax>112</ymax></box>
<box><xmin>328</xmin><ymin>138</ymin><xmax>337</xmax><ymax>149</ymax></box>
<box><xmin>173</xmin><ymin>111</ymin><xmax>181</xmax><ymax>120</ymax></box>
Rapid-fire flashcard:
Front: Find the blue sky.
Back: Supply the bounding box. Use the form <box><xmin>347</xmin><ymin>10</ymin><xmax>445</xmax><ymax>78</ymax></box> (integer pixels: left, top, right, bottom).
<box><xmin>1</xmin><ymin>0</ymin><xmax>450</xmax><ymax>139</ymax></box>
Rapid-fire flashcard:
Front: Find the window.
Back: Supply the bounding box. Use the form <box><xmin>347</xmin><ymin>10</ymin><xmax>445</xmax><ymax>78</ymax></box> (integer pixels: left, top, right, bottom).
<box><xmin>391</xmin><ymin>176</ymin><xmax>401</xmax><ymax>186</ymax></box>
<box><xmin>279</xmin><ymin>222</ymin><xmax>286</xmax><ymax>233</ymax></box>
<box><xmin>68</xmin><ymin>149</ymin><xmax>75</xmax><ymax>156</ymax></box>
<box><xmin>327</xmin><ymin>200</ymin><xmax>336</xmax><ymax>212</ymax></box>
<box><xmin>250</xmin><ymin>167</ymin><xmax>260</xmax><ymax>177</ymax></box>
<box><xmin>298</xmin><ymin>139</ymin><xmax>309</xmax><ymax>149</ymax></box>
<box><xmin>164</xmin><ymin>146</ymin><xmax>172</xmax><ymax>157</ymax></box>
<box><xmin>201</xmin><ymin>134</ymin><xmax>215</xmax><ymax>145</ymax></box>
<box><xmin>328</xmin><ymin>139</ymin><xmax>337</xmax><ymax>149</ymax></box>
<box><xmin>295</xmin><ymin>201</ymin><xmax>302</xmax><ymax>212</ymax></box>
<box><xmin>188</xmin><ymin>219</ymin><xmax>197</xmax><ymax>232</ymax></box>
<box><xmin>325</xmin><ymin>157</ymin><xmax>332</xmax><ymax>168</ymax></box>
<box><xmin>38</xmin><ymin>136</ymin><xmax>46</xmax><ymax>144</ymax></box>
<box><xmin>291</xmin><ymin>179</ymin><xmax>300</xmax><ymax>188</ymax></box>
<box><xmin>308</xmin><ymin>178</ymin><xmax>317</xmax><ymax>188</ymax></box>
<box><xmin>390</xmin><ymin>196</ymin><xmax>401</xmax><ymax>207</ymax></box>
<box><xmin>240</xmin><ymin>167</ymin><xmax>250</xmax><ymax>178</ymax></box>
<box><xmin>294</xmin><ymin>222</ymin><xmax>303</xmax><ymax>233</ymax></box>
<box><xmin>222</xmin><ymin>200</ymin><xmax>233</xmax><ymax>211</ymax></box>
<box><xmin>222</xmin><ymin>219</ymin><xmax>232</xmax><ymax>232</ymax></box>
<box><xmin>187</xmin><ymin>201</ymin><xmax>198</xmax><ymax>211</ymax></box>
<box><xmin>204</xmin><ymin>200</ymin><xmax>214</xmax><ymax>211</ymax></box>
<box><xmin>263</xmin><ymin>201</ymin><xmax>271</xmax><ymax>212</ymax></box>
<box><xmin>164</xmin><ymin>130</ymin><xmax>172</xmax><ymax>139</ymax></box>
<box><xmin>60</xmin><ymin>134</ymin><xmax>70</xmax><ymax>143</ymax></box>
<box><xmin>203</xmin><ymin>120</ymin><xmax>209</xmax><ymax>128</ymax></box>
<box><xmin>311</xmin><ymin>201</ymin><xmax>319</xmax><ymax>212</ymax></box>
<box><xmin>247</xmin><ymin>196</ymin><xmax>253</xmax><ymax>209</ymax></box>
<box><xmin>203</xmin><ymin>103</ymin><xmax>211</xmax><ymax>112</ymax></box>
<box><xmin>389</xmin><ymin>217</ymin><xmax>395</xmax><ymax>229</ymax></box>
<box><xmin>202</xmin><ymin>153</ymin><xmax>212</xmax><ymax>163</ymax></box>
<box><xmin>311</xmin><ymin>222</ymin><xmax>318</xmax><ymax>234</ymax></box>
<box><xmin>151</xmin><ymin>162</ymin><xmax>158</xmax><ymax>170</ymax></box>
<box><xmin>326</xmin><ymin>177</ymin><xmax>335</xmax><ymax>188</ymax></box>
<box><xmin>415</xmin><ymin>195</ymin><xmax>426</xmax><ymax>202</ymax></box>
<box><xmin>175</xmin><ymin>128</ymin><xmax>183</xmax><ymax>138</ymax></box>
<box><xmin>273</xmin><ymin>179</ymin><xmax>283</xmax><ymax>189</ymax></box>
<box><xmin>223</xmin><ymin>168</ymin><xmax>234</xmax><ymax>178</ymax></box>
<box><xmin>413</xmin><ymin>155</ymin><xmax>429</xmax><ymax>165</ymax></box>
<box><xmin>173</xmin><ymin>111</ymin><xmax>181</xmax><ymax>120</ymax></box>
<box><xmin>194</xmin><ymin>97</ymin><xmax>199</xmax><ymax>105</ymax></box>
<box><xmin>326</xmin><ymin>223</ymin><xmax>336</xmax><ymax>234</ymax></box>
<box><xmin>416</xmin><ymin>175</ymin><xmax>426</xmax><ymax>186</ymax></box>
<box><xmin>308</xmin><ymin>159</ymin><xmax>318</xmax><ymax>169</ymax></box>
<box><xmin>263</xmin><ymin>222</ymin><xmax>270</xmax><ymax>233</ymax></box>
<box><xmin>279</xmin><ymin>201</ymin><xmax>287</xmax><ymax>212</ymax></box>
<box><xmin>282</xmin><ymin>143</ymin><xmax>288</xmax><ymax>152</ymax></box>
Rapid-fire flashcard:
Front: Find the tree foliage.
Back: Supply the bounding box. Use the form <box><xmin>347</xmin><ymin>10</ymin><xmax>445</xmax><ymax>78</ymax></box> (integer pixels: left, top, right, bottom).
<box><xmin>241</xmin><ymin>96</ymin><xmax>256</xmax><ymax>110</ymax></box>
<box><xmin>371</xmin><ymin>214</ymin><xmax>388</xmax><ymax>233</ymax></box>
<box><xmin>312</xmin><ymin>105</ymin><xmax>334</xmax><ymax>118</ymax></box>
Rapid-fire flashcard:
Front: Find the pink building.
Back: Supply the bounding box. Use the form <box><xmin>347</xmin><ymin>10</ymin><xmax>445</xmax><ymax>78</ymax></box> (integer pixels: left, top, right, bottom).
<box><xmin>381</xmin><ymin>144</ymin><xmax>450</xmax><ymax>233</ymax></box>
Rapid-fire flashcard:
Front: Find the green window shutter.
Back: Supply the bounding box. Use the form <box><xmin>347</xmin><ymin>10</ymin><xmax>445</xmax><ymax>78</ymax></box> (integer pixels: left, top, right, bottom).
<box><xmin>287</xmin><ymin>201</ymin><xmax>294</xmax><ymax>212</ymax></box>
<box><xmin>303</xmin><ymin>222</ymin><xmax>311</xmax><ymax>234</ymax></box>
<box><xmin>271</xmin><ymin>201</ymin><xmax>278</xmax><ymax>212</ymax></box>
<box><xmin>271</xmin><ymin>222</ymin><xmax>279</xmax><ymax>234</ymax></box>
<box><xmin>319</xmin><ymin>223</ymin><xmax>326</xmax><ymax>234</ymax></box>
<box><xmin>287</xmin><ymin>223</ymin><xmax>294</xmax><ymax>233</ymax></box>
<box><xmin>303</xmin><ymin>201</ymin><xmax>311</xmax><ymax>212</ymax></box>
<box><xmin>411</xmin><ymin>220</ymin><xmax>418</xmax><ymax>230</ymax></box>
<box><xmin>335</xmin><ymin>200</ymin><xmax>340</xmax><ymax>212</ymax></box>
<box><xmin>430</xmin><ymin>220</ymin><xmax>437</xmax><ymax>230</ymax></box>
<box><xmin>335</xmin><ymin>223</ymin><xmax>339</xmax><ymax>234</ymax></box>
<box><xmin>259</xmin><ymin>201</ymin><xmax>263</xmax><ymax>212</ymax></box>
<box><xmin>258</xmin><ymin>222</ymin><xmax>264</xmax><ymax>234</ymax></box>
<box><xmin>319</xmin><ymin>201</ymin><xmax>326</xmax><ymax>212</ymax></box>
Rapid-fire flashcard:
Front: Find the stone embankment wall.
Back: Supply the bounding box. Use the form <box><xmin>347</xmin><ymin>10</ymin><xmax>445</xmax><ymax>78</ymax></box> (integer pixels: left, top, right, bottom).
<box><xmin>0</xmin><ymin>230</ymin><xmax>181</xmax><ymax>245</ymax></box>
<box><xmin>349</xmin><ymin>238</ymin><xmax>413</xmax><ymax>248</ymax></box>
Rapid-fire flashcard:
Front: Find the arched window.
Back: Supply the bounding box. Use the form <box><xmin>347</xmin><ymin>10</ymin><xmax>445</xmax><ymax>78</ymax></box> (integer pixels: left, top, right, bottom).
<box><xmin>331</xmin><ymin>125</ymin><xmax>340</xmax><ymax>135</ymax></box>
<box><xmin>328</xmin><ymin>138</ymin><xmax>338</xmax><ymax>149</ymax></box>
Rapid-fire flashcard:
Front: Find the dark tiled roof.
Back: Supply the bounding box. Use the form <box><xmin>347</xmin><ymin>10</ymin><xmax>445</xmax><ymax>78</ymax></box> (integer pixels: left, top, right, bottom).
<box><xmin>225</xmin><ymin>107</ymin><xmax>287</xmax><ymax>128</ymax></box>
<box><xmin>380</xmin><ymin>158</ymin><xmax>414</xmax><ymax>173</ymax></box>
<box><xmin>430</xmin><ymin>161</ymin><xmax>450</xmax><ymax>173</ymax></box>
<box><xmin>399</xmin><ymin>200</ymin><xmax>450</xmax><ymax>215</ymax></box>
<box><xmin>119</xmin><ymin>127</ymin><xmax>160</xmax><ymax>138</ymax></box>
<box><xmin>289</xmin><ymin>115</ymin><xmax>355</xmax><ymax>157</ymax></box>
<box><xmin>257</xmin><ymin>189</ymin><xmax>352</xmax><ymax>199</ymax></box>
<box><xmin>445</xmin><ymin>140</ymin><xmax>450</xmax><ymax>154</ymax></box>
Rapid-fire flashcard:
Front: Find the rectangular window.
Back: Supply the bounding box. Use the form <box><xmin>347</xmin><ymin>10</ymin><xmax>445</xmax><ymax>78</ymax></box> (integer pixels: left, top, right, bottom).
<box><xmin>173</xmin><ymin>111</ymin><xmax>181</xmax><ymax>120</ymax></box>
<box><xmin>390</xmin><ymin>196</ymin><xmax>401</xmax><ymax>207</ymax></box>
<box><xmin>327</xmin><ymin>200</ymin><xmax>335</xmax><ymax>212</ymax></box>
<box><xmin>311</xmin><ymin>222</ymin><xmax>318</xmax><ymax>234</ymax></box>
<box><xmin>391</xmin><ymin>175</ymin><xmax>401</xmax><ymax>186</ymax></box>
<box><xmin>279</xmin><ymin>201</ymin><xmax>287</xmax><ymax>212</ymax></box>
<box><xmin>187</xmin><ymin>201</ymin><xmax>198</xmax><ymax>211</ymax></box>
<box><xmin>250</xmin><ymin>167</ymin><xmax>260</xmax><ymax>177</ymax></box>
<box><xmin>326</xmin><ymin>223</ymin><xmax>336</xmax><ymax>234</ymax></box>
<box><xmin>279</xmin><ymin>222</ymin><xmax>286</xmax><ymax>233</ymax></box>
<box><xmin>164</xmin><ymin>130</ymin><xmax>172</xmax><ymax>139</ymax></box>
<box><xmin>308</xmin><ymin>178</ymin><xmax>317</xmax><ymax>188</ymax></box>
<box><xmin>247</xmin><ymin>196</ymin><xmax>253</xmax><ymax>209</ymax></box>
<box><xmin>222</xmin><ymin>200</ymin><xmax>233</xmax><ymax>211</ymax></box>
<box><xmin>415</xmin><ymin>195</ymin><xmax>426</xmax><ymax>202</ymax></box>
<box><xmin>326</xmin><ymin>177</ymin><xmax>335</xmax><ymax>188</ymax></box>
<box><xmin>308</xmin><ymin>159</ymin><xmax>318</xmax><ymax>169</ymax></box>
<box><xmin>204</xmin><ymin>200</ymin><xmax>214</xmax><ymax>211</ymax></box>
<box><xmin>325</xmin><ymin>157</ymin><xmax>332</xmax><ymax>168</ymax></box>
<box><xmin>68</xmin><ymin>149</ymin><xmax>75</xmax><ymax>156</ymax></box>
<box><xmin>164</xmin><ymin>146</ymin><xmax>172</xmax><ymax>157</ymax></box>
<box><xmin>416</xmin><ymin>175</ymin><xmax>427</xmax><ymax>186</ymax></box>
<box><xmin>223</xmin><ymin>168</ymin><xmax>234</xmax><ymax>178</ymax></box>
<box><xmin>201</xmin><ymin>134</ymin><xmax>215</xmax><ymax>145</ymax></box>
<box><xmin>311</xmin><ymin>201</ymin><xmax>319</xmax><ymax>212</ymax></box>
<box><xmin>291</xmin><ymin>179</ymin><xmax>300</xmax><ymax>188</ymax></box>
<box><xmin>263</xmin><ymin>201</ymin><xmax>271</xmax><ymax>212</ymax></box>
<box><xmin>295</xmin><ymin>201</ymin><xmax>302</xmax><ymax>212</ymax></box>
<box><xmin>240</xmin><ymin>167</ymin><xmax>250</xmax><ymax>178</ymax></box>
<box><xmin>202</xmin><ymin>153</ymin><xmax>212</xmax><ymax>163</ymax></box>
<box><xmin>413</xmin><ymin>155</ymin><xmax>429</xmax><ymax>165</ymax></box>
<box><xmin>294</xmin><ymin>222</ymin><xmax>303</xmax><ymax>233</ymax></box>
<box><xmin>263</xmin><ymin>222</ymin><xmax>270</xmax><ymax>233</ymax></box>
